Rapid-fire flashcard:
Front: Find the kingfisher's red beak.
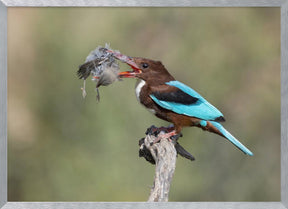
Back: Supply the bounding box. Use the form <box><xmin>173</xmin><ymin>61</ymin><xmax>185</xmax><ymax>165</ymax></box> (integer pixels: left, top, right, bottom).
<box><xmin>106</xmin><ymin>49</ymin><xmax>142</xmax><ymax>78</ymax></box>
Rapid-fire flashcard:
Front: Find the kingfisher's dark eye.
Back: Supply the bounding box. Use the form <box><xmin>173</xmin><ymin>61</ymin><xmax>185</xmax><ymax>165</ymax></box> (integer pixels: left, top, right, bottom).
<box><xmin>142</xmin><ymin>63</ymin><xmax>149</xmax><ymax>69</ymax></box>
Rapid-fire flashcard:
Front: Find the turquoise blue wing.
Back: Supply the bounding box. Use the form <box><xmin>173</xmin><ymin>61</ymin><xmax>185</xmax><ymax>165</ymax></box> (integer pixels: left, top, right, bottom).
<box><xmin>150</xmin><ymin>80</ymin><xmax>224</xmax><ymax>121</ymax></box>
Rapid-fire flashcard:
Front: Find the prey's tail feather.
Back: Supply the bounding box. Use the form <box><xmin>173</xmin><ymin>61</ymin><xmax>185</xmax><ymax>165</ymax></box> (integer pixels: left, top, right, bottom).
<box><xmin>207</xmin><ymin>121</ymin><xmax>253</xmax><ymax>156</ymax></box>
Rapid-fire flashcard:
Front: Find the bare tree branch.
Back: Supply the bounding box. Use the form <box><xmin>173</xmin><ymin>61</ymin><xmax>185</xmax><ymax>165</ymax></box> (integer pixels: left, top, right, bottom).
<box><xmin>144</xmin><ymin>134</ymin><xmax>177</xmax><ymax>202</ymax></box>
<box><xmin>138</xmin><ymin>126</ymin><xmax>195</xmax><ymax>202</ymax></box>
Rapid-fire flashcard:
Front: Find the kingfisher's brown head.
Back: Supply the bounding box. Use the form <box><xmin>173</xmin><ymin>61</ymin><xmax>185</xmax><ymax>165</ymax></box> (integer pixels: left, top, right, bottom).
<box><xmin>107</xmin><ymin>49</ymin><xmax>175</xmax><ymax>84</ymax></box>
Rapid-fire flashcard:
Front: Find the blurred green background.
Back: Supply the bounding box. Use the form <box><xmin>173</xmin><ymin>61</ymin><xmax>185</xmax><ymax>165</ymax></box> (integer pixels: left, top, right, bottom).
<box><xmin>7</xmin><ymin>8</ymin><xmax>280</xmax><ymax>201</ymax></box>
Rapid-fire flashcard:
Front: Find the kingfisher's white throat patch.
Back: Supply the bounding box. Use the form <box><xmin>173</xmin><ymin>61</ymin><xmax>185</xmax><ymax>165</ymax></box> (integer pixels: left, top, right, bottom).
<box><xmin>135</xmin><ymin>79</ymin><xmax>146</xmax><ymax>102</ymax></box>
<box><xmin>135</xmin><ymin>79</ymin><xmax>156</xmax><ymax>115</ymax></box>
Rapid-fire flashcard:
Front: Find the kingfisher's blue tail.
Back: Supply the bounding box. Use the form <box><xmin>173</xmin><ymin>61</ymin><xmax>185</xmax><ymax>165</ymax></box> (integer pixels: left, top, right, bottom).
<box><xmin>209</xmin><ymin>121</ymin><xmax>253</xmax><ymax>156</ymax></box>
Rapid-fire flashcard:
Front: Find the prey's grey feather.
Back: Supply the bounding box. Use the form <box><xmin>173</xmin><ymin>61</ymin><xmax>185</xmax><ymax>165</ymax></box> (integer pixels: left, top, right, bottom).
<box><xmin>77</xmin><ymin>44</ymin><xmax>120</xmax><ymax>100</ymax></box>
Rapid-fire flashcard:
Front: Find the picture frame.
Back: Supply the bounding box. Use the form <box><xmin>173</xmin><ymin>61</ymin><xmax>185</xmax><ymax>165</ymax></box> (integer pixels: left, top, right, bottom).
<box><xmin>0</xmin><ymin>0</ymin><xmax>287</xmax><ymax>208</ymax></box>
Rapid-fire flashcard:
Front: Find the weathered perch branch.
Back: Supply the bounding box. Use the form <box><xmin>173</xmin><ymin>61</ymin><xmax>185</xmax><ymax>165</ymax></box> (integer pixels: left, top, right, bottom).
<box><xmin>145</xmin><ymin>134</ymin><xmax>176</xmax><ymax>202</ymax></box>
<box><xmin>139</xmin><ymin>126</ymin><xmax>195</xmax><ymax>202</ymax></box>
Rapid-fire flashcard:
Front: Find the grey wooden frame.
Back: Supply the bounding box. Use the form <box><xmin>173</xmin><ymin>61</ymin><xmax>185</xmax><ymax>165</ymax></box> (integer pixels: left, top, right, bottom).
<box><xmin>1</xmin><ymin>0</ymin><xmax>287</xmax><ymax>208</ymax></box>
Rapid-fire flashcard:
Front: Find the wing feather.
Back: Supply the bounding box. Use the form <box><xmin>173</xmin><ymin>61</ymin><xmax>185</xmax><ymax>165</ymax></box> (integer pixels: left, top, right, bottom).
<box><xmin>150</xmin><ymin>81</ymin><xmax>224</xmax><ymax>121</ymax></box>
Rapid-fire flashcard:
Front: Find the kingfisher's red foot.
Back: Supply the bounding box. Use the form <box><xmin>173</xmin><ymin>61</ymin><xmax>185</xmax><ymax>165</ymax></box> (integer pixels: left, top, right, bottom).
<box><xmin>146</xmin><ymin>125</ymin><xmax>182</xmax><ymax>145</ymax></box>
<box><xmin>146</xmin><ymin>125</ymin><xmax>174</xmax><ymax>136</ymax></box>
<box><xmin>158</xmin><ymin>125</ymin><xmax>175</xmax><ymax>133</ymax></box>
<box><xmin>153</xmin><ymin>130</ymin><xmax>180</xmax><ymax>144</ymax></box>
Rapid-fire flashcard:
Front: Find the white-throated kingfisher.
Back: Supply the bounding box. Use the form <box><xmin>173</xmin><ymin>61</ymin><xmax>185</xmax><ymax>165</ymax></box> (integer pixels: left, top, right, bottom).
<box><xmin>108</xmin><ymin>49</ymin><xmax>253</xmax><ymax>156</ymax></box>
